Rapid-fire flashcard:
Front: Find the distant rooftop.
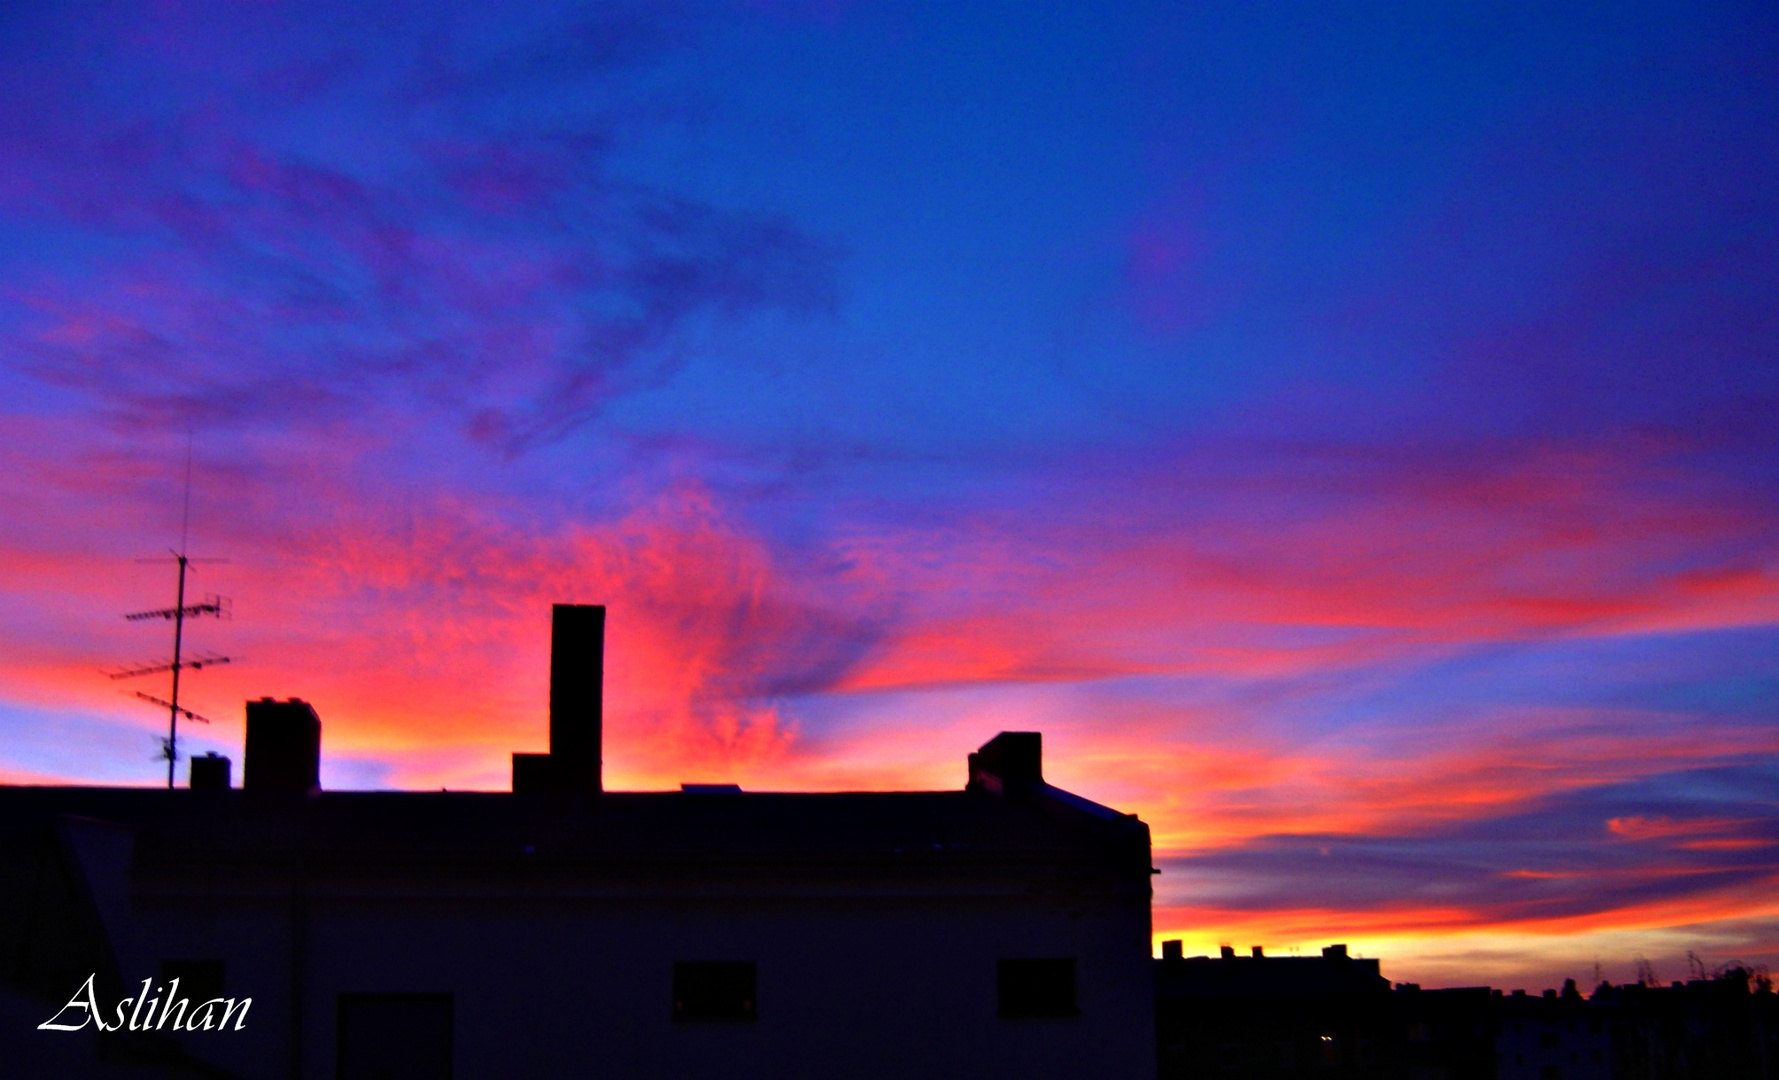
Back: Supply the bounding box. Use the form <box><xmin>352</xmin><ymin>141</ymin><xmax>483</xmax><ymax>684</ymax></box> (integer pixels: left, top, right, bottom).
<box><xmin>1155</xmin><ymin>942</ymin><xmax>1389</xmax><ymax>997</ymax></box>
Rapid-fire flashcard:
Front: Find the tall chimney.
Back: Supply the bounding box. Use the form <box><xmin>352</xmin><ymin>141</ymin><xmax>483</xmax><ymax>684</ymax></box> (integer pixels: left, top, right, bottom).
<box><xmin>549</xmin><ymin>604</ymin><xmax>604</xmax><ymax>794</ymax></box>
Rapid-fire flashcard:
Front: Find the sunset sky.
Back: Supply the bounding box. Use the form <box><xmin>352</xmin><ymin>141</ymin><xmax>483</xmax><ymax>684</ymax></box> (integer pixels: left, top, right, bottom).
<box><xmin>1</xmin><ymin>1</ymin><xmax>1774</xmax><ymax>991</ymax></box>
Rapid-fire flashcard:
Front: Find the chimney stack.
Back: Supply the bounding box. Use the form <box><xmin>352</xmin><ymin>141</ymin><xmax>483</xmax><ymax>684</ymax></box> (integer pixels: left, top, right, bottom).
<box><xmin>515</xmin><ymin>604</ymin><xmax>605</xmax><ymax>794</ymax></box>
<box><xmin>244</xmin><ymin>698</ymin><xmax>321</xmax><ymax>794</ymax></box>
<box><xmin>967</xmin><ymin>731</ymin><xmax>1042</xmax><ymax>795</ymax></box>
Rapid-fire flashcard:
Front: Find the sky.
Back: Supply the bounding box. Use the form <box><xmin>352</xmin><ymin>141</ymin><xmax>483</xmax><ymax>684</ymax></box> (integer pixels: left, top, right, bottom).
<box><xmin>0</xmin><ymin>0</ymin><xmax>1775</xmax><ymax>991</ymax></box>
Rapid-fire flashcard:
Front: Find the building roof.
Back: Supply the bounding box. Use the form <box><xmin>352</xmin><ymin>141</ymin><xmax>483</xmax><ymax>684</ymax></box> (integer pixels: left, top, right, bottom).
<box><xmin>1155</xmin><ymin>950</ymin><xmax>1390</xmax><ymax>998</ymax></box>
<box><xmin>0</xmin><ymin>783</ymin><xmax>1152</xmax><ymax>888</ymax></box>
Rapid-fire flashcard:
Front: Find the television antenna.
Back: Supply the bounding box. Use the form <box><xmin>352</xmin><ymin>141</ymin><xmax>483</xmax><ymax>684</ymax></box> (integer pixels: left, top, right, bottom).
<box><xmin>110</xmin><ymin>435</ymin><xmax>233</xmax><ymax>788</ymax></box>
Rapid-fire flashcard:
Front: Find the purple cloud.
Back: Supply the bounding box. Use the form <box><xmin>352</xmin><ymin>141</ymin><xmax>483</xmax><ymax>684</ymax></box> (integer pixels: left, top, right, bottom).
<box><xmin>0</xmin><ymin>1</ymin><xmax>835</xmax><ymax>452</ymax></box>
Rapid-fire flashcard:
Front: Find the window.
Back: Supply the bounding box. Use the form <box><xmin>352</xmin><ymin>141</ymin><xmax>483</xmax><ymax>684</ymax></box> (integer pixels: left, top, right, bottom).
<box><xmin>672</xmin><ymin>962</ymin><xmax>757</xmax><ymax>1022</ymax></box>
<box><xmin>160</xmin><ymin>960</ymin><xmax>224</xmax><ymax>1006</ymax></box>
<box><xmin>997</xmin><ymin>958</ymin><xmax>1077</xmax><ymax>1019</ymax></box>
<box><xmin>337</xmin><ymin>994</ymin><xmax>453</xmax><ymax>1080</ymax></box>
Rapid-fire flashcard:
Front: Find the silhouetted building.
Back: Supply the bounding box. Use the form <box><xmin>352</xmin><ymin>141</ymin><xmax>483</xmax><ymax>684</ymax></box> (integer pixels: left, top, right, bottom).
<box><xmin>1494</xmin><ymin>983</ymin><xmax>1610</xmax><ymax>1080</ymax></box>
<box><xmin>1590</xmin><ymin>973</ymin><xmax>1779</xmax><ymax>1080</ymax></box>
<box><xmin>1155</xmin><ymin>941</ymin><xmax>1394</xmax><ymax>1078</ymax></box>
<box><xmin>1394</xmin><ymin>984</ymin><xmax>1495</xmax><ymax>1080</ymax></box>
<box><xmin>1483</xmin><ymin>973</ymin><xmax>1779</xmax><ymax>1080</ymax></box>
<box><xmin>1</xmin><ymin>604</ymin><xmax>1156</xmax><ymax>1079</ymax></box>
<box><xmin>1155</xmin><ymin>950</ymin><xmax>1777</xmax><ymax>1080</ymax></box>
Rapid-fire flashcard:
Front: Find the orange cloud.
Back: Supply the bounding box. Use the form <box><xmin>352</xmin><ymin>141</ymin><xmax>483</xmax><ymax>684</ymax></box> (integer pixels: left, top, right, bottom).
<box><xmin>1607</xmin><ymin>815</ymin><xmax>1764</xmax><ymax>842</ymax></box>
<box><xmin>2</xmin><ymin>413</ymin><xmax>1775</xmax><ymax>988</ymax></box>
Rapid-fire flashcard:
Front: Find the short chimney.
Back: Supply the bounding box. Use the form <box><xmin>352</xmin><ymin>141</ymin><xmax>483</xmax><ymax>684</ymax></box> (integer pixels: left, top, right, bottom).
<box><xmin>1220</xmin><ymin>945</ymin><xmax>1236</xmax><ymax>960</ymax></box>
<box><xmin>189</xmin><ymin>752</ymin><xmax>231</xmax><ymax>791</ymax></box>
<box><xmin>1162</xmin><ymin>940</ymin><xmax>1183</xmax><ymax>961</ymax></box>
<box><xmin>1252</xmin><ymin>946</ymin><xmax>1265</xmax><ymax>958</ymax></box>
<box><xmin>1322</xmin><ymin>944</ymin><xmax>1348</xmax><ymax>960</ymax></box>
<box><xmin>967</xmin><ymin>731</ymin><xmax>1042</xmax><ymax>794</ymax></box>
<box><xmin>511</xmin><ymin>752</ymin><xmax>552</xmax><ymax>794</ymax></box>
<box><xmin>244</xmin><ymin>698</ymin><xmax>321</xmax><ymax>794</ymax></box>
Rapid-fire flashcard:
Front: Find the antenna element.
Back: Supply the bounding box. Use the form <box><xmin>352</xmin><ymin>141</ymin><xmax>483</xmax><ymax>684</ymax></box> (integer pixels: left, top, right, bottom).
<box><xmin>114</xmin><ymin>444</ymin><xmax>233</xmax><ymax>788</ymax></box>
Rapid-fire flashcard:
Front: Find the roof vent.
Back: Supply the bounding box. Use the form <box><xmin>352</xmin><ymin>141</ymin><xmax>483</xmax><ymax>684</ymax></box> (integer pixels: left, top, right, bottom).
<box><xmin>681</xmin><ymin>783</ymin><xmax>742</xmax><ymax>795</ymax></box>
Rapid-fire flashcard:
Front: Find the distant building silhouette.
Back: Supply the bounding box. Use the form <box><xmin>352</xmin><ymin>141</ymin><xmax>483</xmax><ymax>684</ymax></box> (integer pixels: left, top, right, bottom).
<box><xmin>0</xmin><ymin>604</ymin><xmax>1157</xmax><ymax>1079</ymax></box>
<box><xmin>1155</xmin><ymin>944</ymin><xmax>1777</xmax><ymax>1080</ymax></box>
<box><xmin>1155</xmin><ymin>942</ymin><xmax>1396</xmax><ymax>1078</ymax></box>
<box><xmin>1588</xmin><ymin>974</ymin><xmax>1778</xmax><ymax>1079</ymax></box>
<box><xmin>1395</xmin><ymin>984</ymin><xmax>1496</xmax><ymax>1080</ymax></box>
<box><xmin>1492</xmin><ymin>983</ymin><xmax>1611</xmax><ymax>1080</ymax></box>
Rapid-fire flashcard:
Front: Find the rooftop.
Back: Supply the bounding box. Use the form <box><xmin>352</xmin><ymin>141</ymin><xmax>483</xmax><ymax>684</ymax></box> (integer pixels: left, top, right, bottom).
<box><xmin>0</xmin><ymin>783</ymin><xmax>1151</xmax><ymax>885</ymax></box>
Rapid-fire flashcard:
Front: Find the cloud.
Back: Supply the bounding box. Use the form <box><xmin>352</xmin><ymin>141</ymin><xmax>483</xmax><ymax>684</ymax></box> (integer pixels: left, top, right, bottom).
<box><xmin>1155</xmin><ymin>762</ymin><xmax>1779</xmax><ymax>943</ymax></box>
<box><xmin>0</xmin><ymin>1</ymin><xmax>836</xmax><ymax>452</ymax></box>
<box><xmin>809</xmin><ymin>431</ymin><xmax>1779</xmax><ymax>709</ymax></box>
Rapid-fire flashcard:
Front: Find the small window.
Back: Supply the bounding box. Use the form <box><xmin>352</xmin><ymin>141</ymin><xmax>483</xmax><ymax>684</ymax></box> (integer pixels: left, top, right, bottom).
<box><xmin>337</xmin><ymin>994</ymin><xmax>453</xmax><ymax>1080</ymax></box>
<box><xmin>160</xmin><ymin>959</ymin><xmax>224</xmax><ymax>1005</ymax></box>
<box><xmin>672</xmin><ymin>962</ymin><xmax>757</xmax><ymax>1022</ymax></box>
<box><xmin>997</xmin><ymin>958</ymin><xmax>1077</xmax><ymax>1018</ymax></box>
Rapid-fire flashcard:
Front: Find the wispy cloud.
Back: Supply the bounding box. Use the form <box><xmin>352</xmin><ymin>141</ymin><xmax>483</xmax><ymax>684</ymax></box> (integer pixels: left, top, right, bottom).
<box><xmin>0</xmin><ymin>1</ymin><xmax>834</xmax><ymax>452</ymax></box>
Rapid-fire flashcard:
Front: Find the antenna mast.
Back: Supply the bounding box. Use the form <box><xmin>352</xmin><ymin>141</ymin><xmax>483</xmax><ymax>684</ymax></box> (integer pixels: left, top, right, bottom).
<box><xmin>112</xmin><ymin>435</ymin><xmax>232</xmax><ymax>788</ymax></box>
